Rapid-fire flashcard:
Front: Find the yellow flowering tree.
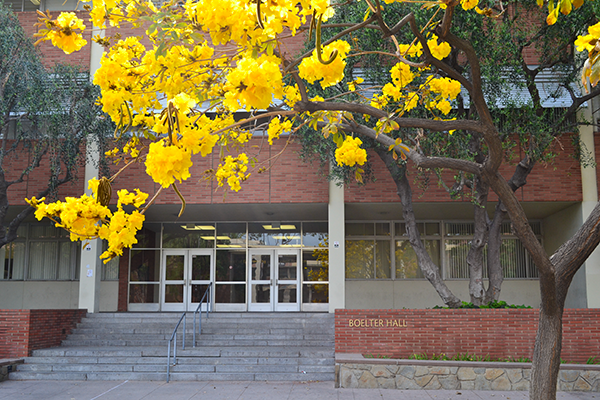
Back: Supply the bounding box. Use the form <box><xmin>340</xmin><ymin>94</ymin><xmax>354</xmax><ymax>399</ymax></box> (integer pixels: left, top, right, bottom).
<box><xmin>25</xmin><ymin>0</ymin><xmax>600</xmax><ymax>398</ymax></box>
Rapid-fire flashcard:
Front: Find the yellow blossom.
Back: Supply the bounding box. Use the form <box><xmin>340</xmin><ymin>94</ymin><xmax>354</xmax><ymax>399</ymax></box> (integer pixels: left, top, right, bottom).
<box><xmin>427</xmin><ymin>35</ymin><xmax>451</xmax><ymax>60</ymax></box>
<box><xmin>42</xmin><ymin>12</ymin><xmax>88</xmax><ymax>54</ymax></box>
<box><xmin>171</xmin><ymin>93</ymin><xmax>196</xmax><ymax>114</ymax></box>
<box><xmin>348</xmin><ymin>77</ymin><xmax>364</xmax><ymax>91</ymax></box>
<box><xmin>461</xmin><ymin>0</ymin><xmax>479</xmax><ymax>10</ymax></box>
<box><xmin>215</xmin><ymin>154</ymin><xmax>250</xmax><ymax>192</ymax></box>
<box><xmin>298</xmin><ymin>40</ymin><xmax>351</xmax><ymax>89</ymax></box>
<box><xmin>145</xmin><ymin>140</ymin><xmax>193</xmax><ymax>188</ymax></box>
<box><xmin>335</xmin><ymin>136</ymin><xmax>367</xmax><ymax>167</ymax></box>
<box><xmin>267</xmin><ymin>117</ymin><xmax>293</xmax><ymax>145</ymax></box>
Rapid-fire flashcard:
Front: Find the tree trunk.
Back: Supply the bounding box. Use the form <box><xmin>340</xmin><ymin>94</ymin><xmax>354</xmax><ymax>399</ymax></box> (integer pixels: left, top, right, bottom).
<box><xmin>484</xmin><ymin>202</ymin><xmax>505</xmax><ymax>303</ymax></box>
<box><xmin>530</xmin><ymin>305</ymin><xmax>563</xmax><ymax>399</ymax></box>
<box><xmin>467</xmin><ymin>177</ymin><xmax>489</xmax><ymax>305</ymax></box>
<box><xmin>375</xmin><ymin>149</ymin><xmax>462</xmax><ymax>307</ymax></box>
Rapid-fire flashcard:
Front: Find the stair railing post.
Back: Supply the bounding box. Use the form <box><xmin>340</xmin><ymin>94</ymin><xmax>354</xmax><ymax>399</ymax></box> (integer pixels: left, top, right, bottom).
<box><xmin>182</xmin><ymin>313</ymin><xmax>186</xmax><ymax>350</ymax></box>
<box><xmin>193</xmin><ymin>310</ymin><xmax>197</xmax><ymax>348</ymax></box>
<box><xmin>167</xmin><ymin>342</ymin><xmax>171</xmax><ymax>383</ymax></box>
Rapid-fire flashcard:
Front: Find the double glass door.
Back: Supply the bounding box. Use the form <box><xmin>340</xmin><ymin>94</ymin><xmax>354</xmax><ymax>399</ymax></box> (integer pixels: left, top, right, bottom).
<box><xmin>249</xmin><ymin>249</ymin><xmax>300</xmax><ymax>311</ymax></box>
<box><xmin>162</xmin><ymin>250</ymin><xmax>212</xmax><ymax>312</ymax></box>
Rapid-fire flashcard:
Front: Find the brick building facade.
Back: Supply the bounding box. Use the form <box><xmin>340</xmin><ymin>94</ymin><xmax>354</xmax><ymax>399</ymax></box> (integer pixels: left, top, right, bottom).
<box><xmin>1</xmin><ymin>1</ymin><xmax>599</xmax><ymax>314</ymax></box>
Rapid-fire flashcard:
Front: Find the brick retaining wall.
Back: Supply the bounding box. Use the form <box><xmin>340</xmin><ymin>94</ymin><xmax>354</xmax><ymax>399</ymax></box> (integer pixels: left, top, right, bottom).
<box><xmin>335</xmin><ymin>309</ymin><xmax>600</xmax><ymax>363</ymax></box>
<box><xmin>0</xmin><ymin>309</ymin><xmax>87</xmax><ymax>358</ymax></box>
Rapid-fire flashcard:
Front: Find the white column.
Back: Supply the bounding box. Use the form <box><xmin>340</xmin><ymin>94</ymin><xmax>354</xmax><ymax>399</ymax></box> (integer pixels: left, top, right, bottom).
<box><xmin>78</xmin><ymin>36</ymin><xmax>105</xmax><ymax>312</ymax></box>
<box><xmin>579</xmin><ymin>103</ymin><xmax>600</xmax><ymax>308</ymax></box>
<box><xmin>328</xmin><ymin>177</ymin><xmax>345</xmax><ymax>313</ymax></box>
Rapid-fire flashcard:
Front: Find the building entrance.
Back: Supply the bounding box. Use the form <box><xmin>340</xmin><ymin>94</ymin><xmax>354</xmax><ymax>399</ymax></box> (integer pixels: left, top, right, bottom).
<box><xmin>161</xmin><ymin>250</ymin><xmax>212</xmax><ymax>312</ymax></box>
<box><xmin>248</xmin><ymin>249</ymin><xmax>300</xmax><ymax>311</ymax></box>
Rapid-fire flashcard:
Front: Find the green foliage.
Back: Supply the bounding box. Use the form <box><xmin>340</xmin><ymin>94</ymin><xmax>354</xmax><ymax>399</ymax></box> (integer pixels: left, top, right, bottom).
<box><xmin>433</xmin><ymin>300</ymin><xmax>533</xmax><ymax>309</ymax></box>
<box><xmin>363</xmin><ymin>353</ymin><xmax>391</xmax><ymax>359</ymax></box>
<box><xmin>409</xmin><ymin>352</ymin><xmax>493</xmax><ymax>362</ymax></box>
<box><xmin>587</xmin><ymin>356</ymin><xmax>599</xmax><ymax>364</ymax></box>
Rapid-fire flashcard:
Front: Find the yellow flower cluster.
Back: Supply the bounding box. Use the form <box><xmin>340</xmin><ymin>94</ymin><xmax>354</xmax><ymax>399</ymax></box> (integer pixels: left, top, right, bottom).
<box><xmin>145</xmin><ymin>140</ymin><xmax>193</xmax><ymax>188</ymax></box>
<box><xmin>216</xmin><ymin>154</ymin><xmax>250</xmax><ymax>192</ymax></box>
<box><xmin>267</xmin><ymin>117</ymin><xmax>293</xmax><ymax>145</ymax></box>
<box><xmin>575</xmin><ymin>21</ymin><xmax>600</xmax><ymax>52</ymax></box>
<box><xmin>37</xmin><ymin>12</ymin><xmax>87</xmax><ymax>54</ymax></box>
<box><xmin>335</xmin><ymin>136</ymin><xmax>367</xmax><ymax>167</ymax></box>
<box><xmin>429</xmin><ymin>77</ymin><xmax>462</xmax><ymax>99</ymax></box>
<box><xmin>298</xmin><ymin>40</ymin><xmax>351</xmax><ymax>89</ymax></box>
<box><xmin>347</xmin><ymin>77</ymin><xmax>364</xmax><ymax>92</ymax></box>
<box><xmin>398</xmin><ymin>42</ymin><xmax>423</xmax><ymax>58</ymax></box>
<box><xmin>380</xmin><ymin>62</ymin><xmax>420</xmax><ymax>113</ymax></box>
<box><xmin>426</xmin><ymin>77</ymin><xmax>462</xmax><ymax>115</ymax></box>
<box><xmin>460</xmin><ymin>0</ymin><xmax>479</xmax><ymax>10</ymax></box>
<box><xmin>427</xmin><ymin>35</ymin><xmax>451</xmax><ymax>60</ymax></box>
<box><xmin>576</xmin><ymin>21</ymin><xmax>600</xmax><ymax>87</ymax></box>
<box><xmin>223</xmin><ymin>54</ymin><xmax>284</xmax><ymax>111</ymax></box>
<box><xmin>283</xmin><ymin>85</ymin><xmax>301</xmax><ymax>108</ymax></box>
<box><xmin>26</xmin><ymin>180</ymin><xmax>148</xmax><ymax>262</ymax></box>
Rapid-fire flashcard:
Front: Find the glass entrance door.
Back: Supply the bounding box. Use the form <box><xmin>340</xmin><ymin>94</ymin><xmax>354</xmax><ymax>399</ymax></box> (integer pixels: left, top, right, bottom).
<box><xmin>248</xmin><ymin>249</ymin><xmax>300</xmax><ymax>311</ymax></box>
<box><xmin>162</xmin><ymin>250</ymin><xmax>212</xmax><ymax>312</ymax></box>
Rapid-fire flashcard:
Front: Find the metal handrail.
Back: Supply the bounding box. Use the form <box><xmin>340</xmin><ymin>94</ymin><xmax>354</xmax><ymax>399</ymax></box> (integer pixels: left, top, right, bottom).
<box><xmin>166</xmin><ymin>282</ymin><xmax>212</xmax><ymax>383</ymax></box>
<box><xmin>193</xmin><ymin>282</ymin><xmax>212</xmax><ymax>347</ymax></box>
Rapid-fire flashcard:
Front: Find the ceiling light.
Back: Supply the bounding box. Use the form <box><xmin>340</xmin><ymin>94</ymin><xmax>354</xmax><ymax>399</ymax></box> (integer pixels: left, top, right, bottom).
<box><xmin>262</xmin><ymin>224</ymin><xmax>297</xmax><ymax>230</ymax></box>
<box><xmin>181</xmin><ymin>225</ymin><xmax>215</xmax><ymax>231</ymax></box>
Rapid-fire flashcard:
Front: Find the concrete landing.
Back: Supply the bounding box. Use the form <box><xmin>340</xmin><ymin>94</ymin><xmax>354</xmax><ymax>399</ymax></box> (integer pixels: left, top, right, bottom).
<box><xmin>0</xmin><ymin>380</ymin><xmax>594</xmax><ymax>400</ymax></box>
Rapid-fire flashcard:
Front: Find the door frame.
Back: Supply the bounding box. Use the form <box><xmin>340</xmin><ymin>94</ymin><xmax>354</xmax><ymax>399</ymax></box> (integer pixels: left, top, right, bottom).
<box><xmin>248</xmin><ymin>248</ymin><xmax>300</xmax><ymax>312</ymax></box>
<box><xmin>161</xmin><ymin>249</ymin><xmax>213</xmax><ymax>312</ymax></box>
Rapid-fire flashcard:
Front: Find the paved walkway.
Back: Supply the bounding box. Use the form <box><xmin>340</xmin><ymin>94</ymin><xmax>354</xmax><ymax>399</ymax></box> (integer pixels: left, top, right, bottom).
<box><xmin>1</xmin><ymin>380</ymin><xmax>598</xmax><ymax>400</ymax></box>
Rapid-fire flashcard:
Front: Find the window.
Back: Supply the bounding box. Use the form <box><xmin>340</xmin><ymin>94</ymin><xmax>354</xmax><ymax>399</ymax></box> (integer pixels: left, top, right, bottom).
<box><xmin>444</xmin><ymin>222</ymin><xmax>540</xmax><ymax>279</ymax></box>
<box><xmin>27</xmin><ymin>225</ymin><xmax>78</xmax><ymax>280</ymax></box>
<box><xmin>5</xmin><ymin>0</ymin><xmax>40</xmax><ymax>12</ymax></box>
<box><xmin>395</xmin><ymin>222</ymin><xmax>441</xmax><ymax>279</ymax></box>
<box><xmin>1</xmin><ymin>225</ymin><xmax>26</xmax><ymax>280</ymax></box>
<box><xmin>345</xmin><ymin>223</ymin><xmax>391</xmax><ymax>279</ymax></box>
<box><xmin>345</xmin><ymin>220</ymin><xmax>541</xmax><ymax>280</ymax></box>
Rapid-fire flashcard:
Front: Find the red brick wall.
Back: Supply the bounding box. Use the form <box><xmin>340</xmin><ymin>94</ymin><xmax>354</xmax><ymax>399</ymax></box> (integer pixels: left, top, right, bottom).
<box><xmin>0</xmin><ymin>309</ymin><xmax>86</xmax><ymax>358</ymax></box>
<box><xmin>0</xmin><ymin>311</ymin><xmax>30</xmax><ymax>358</ymax></box>
<box><xmin>107</xmin><ymin>139</ymin><xmax>330</xmax><ymax>206</ymax></box>
<box><xmin>345</xmin><ymin>134</ymin><xmax>583</xmax><ymax>204</ymax></box>
<box><xmin>335</xmin><ymin>309</ymin><xmax>600</xmax><ymax>363</ymax></box>
<box><xmin>4</xmin><ymin>140</ymin><xmax>87</xmax><ymax>205</ymax></box>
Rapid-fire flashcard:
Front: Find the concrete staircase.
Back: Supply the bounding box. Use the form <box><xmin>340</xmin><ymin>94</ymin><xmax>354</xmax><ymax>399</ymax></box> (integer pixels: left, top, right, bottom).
<box><xmin>9</xmin><ymin>312</ymin><xmax>335</xmax><ymax>382</ymax></box>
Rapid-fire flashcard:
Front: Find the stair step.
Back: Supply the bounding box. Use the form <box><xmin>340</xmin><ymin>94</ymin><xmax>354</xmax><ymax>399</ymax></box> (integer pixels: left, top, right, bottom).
<box><xmin>9</xmin><ymin>371</ymin><xmax>335</xmax><ymax>382</ymax></box>
<box><xmin>12</xmin><ymin>312</ymin><xmax>335</xmax><ymax>382</ymax></box>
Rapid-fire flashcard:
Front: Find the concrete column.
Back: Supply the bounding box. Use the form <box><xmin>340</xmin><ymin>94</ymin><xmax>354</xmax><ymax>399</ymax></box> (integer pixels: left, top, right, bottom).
<box><xmin>328</xmin><ymin>177</ymin><xmax>345</xmax><ymax>313</ymax></box>
<box><xmin>78</xmin><ymin>37</ymin><xmax>104</xmax><ymax>312</ymax></box>
<box><xmin>579</xmin><ymin>103</ymin><xmax>600</xmax><ymax>308</ymax></box>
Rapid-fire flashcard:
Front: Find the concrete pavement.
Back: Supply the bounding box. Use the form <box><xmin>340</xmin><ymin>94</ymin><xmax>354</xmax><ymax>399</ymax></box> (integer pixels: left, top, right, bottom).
<box><xmin>1</xmin><ymin>380</ymin><xmax>599</xmax><ymax>400</ymax></box>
